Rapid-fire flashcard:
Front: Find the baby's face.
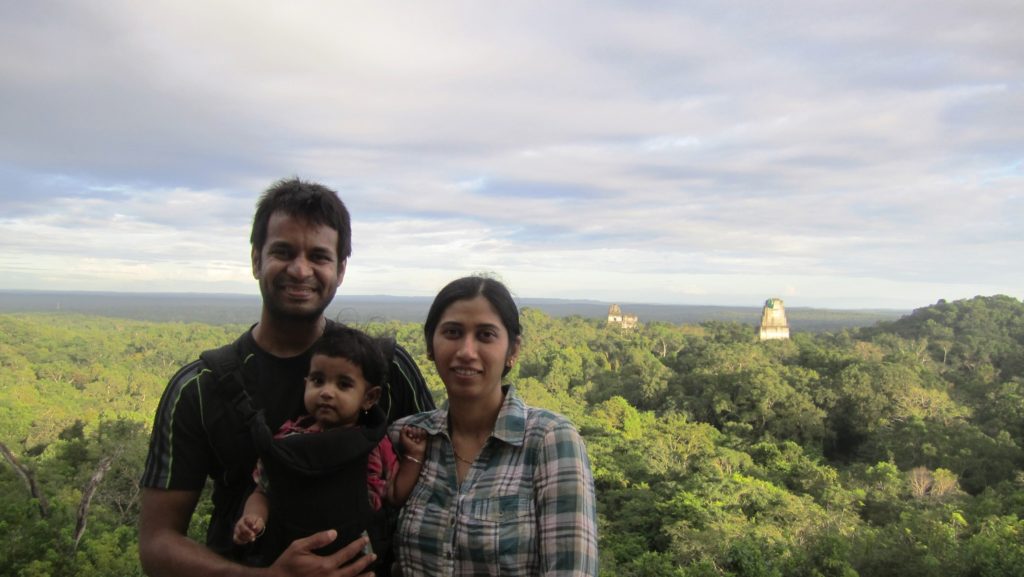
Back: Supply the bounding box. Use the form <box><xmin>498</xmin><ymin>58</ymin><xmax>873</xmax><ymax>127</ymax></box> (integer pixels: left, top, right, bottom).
<box><xmin>303</xmin><ymin>354</ymin><xmax>376</xmax><ymax>429</ymax></box>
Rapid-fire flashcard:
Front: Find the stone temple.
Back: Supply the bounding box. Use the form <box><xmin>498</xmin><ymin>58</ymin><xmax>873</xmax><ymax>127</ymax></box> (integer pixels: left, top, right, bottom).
<box><xmin>607</xmin><ymin>304</ymin><xmax>639</xmax><ymax>330</ymax></box>
<box><xmin>758</xmin><ymin>298</ymin><xmax>790</xmax><ymax>341</ymax></box>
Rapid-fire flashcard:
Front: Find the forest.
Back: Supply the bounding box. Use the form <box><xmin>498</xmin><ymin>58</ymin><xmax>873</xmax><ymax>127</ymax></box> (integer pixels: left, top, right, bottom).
<box><xmin>1</xmin><ymin>294</ymin><xmax>1023</xmax><ymax>576</ymax></box>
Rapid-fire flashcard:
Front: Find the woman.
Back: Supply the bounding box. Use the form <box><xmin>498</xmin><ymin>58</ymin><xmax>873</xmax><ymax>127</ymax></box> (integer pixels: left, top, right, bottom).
<box><xmin>389</xmin><ymin>276</ymin><xmax>598</xmax><ymax>576</ymax></box>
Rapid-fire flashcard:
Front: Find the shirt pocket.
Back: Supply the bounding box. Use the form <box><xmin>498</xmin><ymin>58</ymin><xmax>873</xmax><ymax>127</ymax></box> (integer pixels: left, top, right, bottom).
<box><xmin>463</xmin><ymin>494</ymin><xmax>536</xmax><ymax>573</ymax></box>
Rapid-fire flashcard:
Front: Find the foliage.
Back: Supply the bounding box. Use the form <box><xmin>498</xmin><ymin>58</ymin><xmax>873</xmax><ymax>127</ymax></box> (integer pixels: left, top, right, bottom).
<box><xmin>2</xmin><ymin>294</ymin><xmax>1024</xmax><ymax>575</ymax></box>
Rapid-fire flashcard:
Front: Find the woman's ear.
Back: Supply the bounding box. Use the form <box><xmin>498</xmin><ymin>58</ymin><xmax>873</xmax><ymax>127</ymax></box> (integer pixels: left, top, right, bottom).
<box><xmin>506</xmin><ymin>335</ymin><xmax>522</xmax><ymax>367</ymax></box>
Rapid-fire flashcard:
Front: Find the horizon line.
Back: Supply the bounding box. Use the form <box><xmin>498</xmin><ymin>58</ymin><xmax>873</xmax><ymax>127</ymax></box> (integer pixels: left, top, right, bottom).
<box><xmin>0</xmin><ymin>288</ymin><xmax>919</xmax><ymax>312</ymax></box>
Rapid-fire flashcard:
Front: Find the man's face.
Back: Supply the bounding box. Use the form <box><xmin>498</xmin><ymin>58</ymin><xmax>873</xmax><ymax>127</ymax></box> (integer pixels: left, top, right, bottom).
<box><xmin>252</xmin><ymin>211</ymin><xmax>345</xmax><ymax>322</ymax></box>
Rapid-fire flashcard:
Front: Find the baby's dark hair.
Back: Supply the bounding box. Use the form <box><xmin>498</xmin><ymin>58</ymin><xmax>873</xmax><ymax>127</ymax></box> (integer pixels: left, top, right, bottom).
<box><xmin>310</xmin><ymin>325</ymin><xmax>389</xmax><ymax>388</ymax></box>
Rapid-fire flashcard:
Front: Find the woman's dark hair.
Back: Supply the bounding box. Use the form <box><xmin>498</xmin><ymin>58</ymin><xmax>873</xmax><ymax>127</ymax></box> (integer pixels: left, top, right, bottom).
<box><xmin>424</xmin><ymin>276</ymin><xmax>521</xmax><ymax>377</ymax></box>
<box><xmin>250</xmin><ymin>177</ymin><xmax>352</xmax><ymax>264</ymax></box>
<box><xmin>311</xmin><ymin>325</ymin><xmax>389</xmax><ymax>388</ymax></box>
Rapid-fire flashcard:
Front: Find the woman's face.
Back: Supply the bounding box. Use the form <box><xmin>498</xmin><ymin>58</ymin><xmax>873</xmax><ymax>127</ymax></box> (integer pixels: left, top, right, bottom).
<box><xmin>431</xmin><ymin>295</ymin><xmax>519</xmax><ymax>403</ymax></box>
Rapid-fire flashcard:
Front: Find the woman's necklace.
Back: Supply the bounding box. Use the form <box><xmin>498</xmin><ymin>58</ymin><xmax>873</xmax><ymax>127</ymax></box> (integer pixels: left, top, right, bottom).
<box><xmin>451</xmin><ymin>431</ymin><xmax>492</xmax><ymax>466</ymax></box>
<box><xmin>452</xmin><ymin>446</ymin><xmax>476</xmax><ymax>465</ymax></box>
<box><xmin>449</xmin><ymin>411</ymin><xmax>494</xmax><ymax>468</ymax></box>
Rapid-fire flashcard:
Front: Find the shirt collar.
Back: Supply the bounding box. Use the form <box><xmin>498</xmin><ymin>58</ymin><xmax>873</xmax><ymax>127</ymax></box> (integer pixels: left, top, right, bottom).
<box><xmin>419</xmin><ymin>385</ymin><xmax>528</xmax><ymax>447</ymax></box>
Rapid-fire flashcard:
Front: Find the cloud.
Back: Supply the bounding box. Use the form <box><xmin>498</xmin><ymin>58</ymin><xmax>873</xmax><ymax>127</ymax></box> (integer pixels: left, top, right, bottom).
<box><xmin>0</xmin><ymin>0</ymin><xmax>1021</xmax><ymax>309</ymax></box>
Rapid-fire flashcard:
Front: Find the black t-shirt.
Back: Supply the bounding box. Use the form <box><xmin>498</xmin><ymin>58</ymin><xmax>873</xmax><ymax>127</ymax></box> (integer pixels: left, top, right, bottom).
<box><xmin>236</xmin><ymin>329</ymin><xmax>310</xmax><ymax>433</ymax></box>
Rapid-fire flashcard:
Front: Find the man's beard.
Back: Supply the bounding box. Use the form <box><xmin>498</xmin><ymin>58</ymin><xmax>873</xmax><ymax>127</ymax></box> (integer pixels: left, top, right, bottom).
<box><xmin>262</xmin><ymin>285</ymin><xmax>334</xmax><ymax>322</ymax></box>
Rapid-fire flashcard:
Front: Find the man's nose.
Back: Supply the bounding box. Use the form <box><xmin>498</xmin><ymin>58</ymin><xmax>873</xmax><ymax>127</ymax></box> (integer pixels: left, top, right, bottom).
<box><xmin>287</xmin><ymin>255</ymin><xmax>313</xmax><ymax>278</ymax></box>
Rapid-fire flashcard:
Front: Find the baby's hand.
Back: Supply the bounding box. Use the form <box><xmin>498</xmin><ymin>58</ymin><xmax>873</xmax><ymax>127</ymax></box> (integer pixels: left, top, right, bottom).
<box><xmin>400</xmin><ymin>425</ymin><xmax>427</xmax><ymax>460</ymax></box>
<box><xmin>232</xmin><ymin>514</ymin><xmax>266</xmax><ymax>545</ymax></box>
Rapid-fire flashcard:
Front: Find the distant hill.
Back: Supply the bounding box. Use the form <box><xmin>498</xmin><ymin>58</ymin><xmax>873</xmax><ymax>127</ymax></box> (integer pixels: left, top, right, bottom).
<box><xmin>0</xmin><ymin>290</ymin><xmax>907</xmax><ymax>333</ymax></box>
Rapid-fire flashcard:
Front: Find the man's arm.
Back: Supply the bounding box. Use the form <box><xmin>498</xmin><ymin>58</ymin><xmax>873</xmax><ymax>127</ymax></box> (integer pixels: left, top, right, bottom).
<box><xmin>139</xmin><ymin>489</ymin><xmax>378</xmax><ymax>577</ymax></box>
<box><xmin>139</xmin><ymin>488</ymin><xmax>243</xmax><ymax>576</ymax></box>
<box><xmin>140</xmin><ymin>364</ymin><xmax>238</xmax><ymax>576</ymax></box>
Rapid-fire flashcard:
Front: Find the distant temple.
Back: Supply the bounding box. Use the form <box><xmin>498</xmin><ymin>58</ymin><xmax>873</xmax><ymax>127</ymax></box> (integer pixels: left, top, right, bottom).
<box><xmin>607</xmin><ymin>304</ymin><xmax>639</xmax><ymax>330</ymax></box>
<box><xmin>758</xmin><ymin>298</ymin><xmax>790</xmax><ymax>341</ymax></box>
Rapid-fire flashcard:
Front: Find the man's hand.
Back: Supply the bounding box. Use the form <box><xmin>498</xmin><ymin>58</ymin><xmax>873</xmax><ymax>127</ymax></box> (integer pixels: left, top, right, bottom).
<box><xmin>266</xmin><ymin>531</ymin><xmax>376</xmax><ymax>577</ymax></box>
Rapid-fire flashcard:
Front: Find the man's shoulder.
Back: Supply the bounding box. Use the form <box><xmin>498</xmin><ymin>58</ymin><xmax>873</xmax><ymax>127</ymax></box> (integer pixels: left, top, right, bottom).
<box><xmin>163</xmin><ymin>329</ymin><xmax>251</xmax><ymax>397</ymax></box>
<box><xmin>199</xmin><ymin>329</ymin><xmax>253</xmax><ymax>372</ymax></box>
<box><xmin>389</xmin><ymin>342</ymin><xmax>419</xmax><ymax>374</ymax></box>
<box><xmin>164</xmin><ymin>358</ymin><xmax>208</xmax><ymax>394</ymax></box>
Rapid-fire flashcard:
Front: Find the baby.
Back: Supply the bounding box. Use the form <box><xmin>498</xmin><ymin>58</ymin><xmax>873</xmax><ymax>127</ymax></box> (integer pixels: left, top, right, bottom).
<box><xmin>232</xmin><ymin>325</ymin><xmax>426</xmax><ymax>562</ymax></box>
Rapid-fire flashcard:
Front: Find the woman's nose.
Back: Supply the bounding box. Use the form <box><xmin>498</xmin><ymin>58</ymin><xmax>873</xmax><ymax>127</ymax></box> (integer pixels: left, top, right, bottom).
<box><xmin>455</xmin><ymin>336</ymin><xmax>477</xmax><ymax>359</ymax></box>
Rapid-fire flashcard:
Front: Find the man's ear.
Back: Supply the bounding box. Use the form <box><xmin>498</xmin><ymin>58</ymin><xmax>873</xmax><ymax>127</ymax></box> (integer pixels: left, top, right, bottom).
<box><xmin>251</xmin><ymin>247</ymin><xmax>261</xmax><ymax>278</ymax></box>
<box><xmin>335</xmin><ymin>258</ymin><xmax>347</xmax><ymax>288</ymax></box>
<box><xmin>362</xmin><ymin>385</ymin><xmax>382</xmax><ymax>411</ymax></box>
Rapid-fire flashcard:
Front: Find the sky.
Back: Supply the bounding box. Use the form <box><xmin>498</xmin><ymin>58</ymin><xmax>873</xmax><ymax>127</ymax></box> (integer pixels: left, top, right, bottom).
<box><xmin>1</xmin><ymin>1</ymin><xmax>1021</xmax><ymax>310</ymax></box>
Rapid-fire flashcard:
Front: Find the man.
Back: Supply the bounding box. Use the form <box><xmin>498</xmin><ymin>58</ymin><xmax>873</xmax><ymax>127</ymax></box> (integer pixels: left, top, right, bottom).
<box><xmin>139</xmin><ymin>178</ymin><xmax>433</xmax><ymax>577</ymax></box>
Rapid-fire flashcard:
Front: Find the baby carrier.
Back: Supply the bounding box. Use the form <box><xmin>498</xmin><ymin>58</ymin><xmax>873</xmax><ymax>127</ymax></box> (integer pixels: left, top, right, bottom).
<box><xmin>248</xmin><ymin>404</ymin><xmax>392</xmax><ymax>568</ymax></box>
<box><xmin>199</xmin><ymin>334</ymin><xmax>408</xmax><ymax>574</ymax></box>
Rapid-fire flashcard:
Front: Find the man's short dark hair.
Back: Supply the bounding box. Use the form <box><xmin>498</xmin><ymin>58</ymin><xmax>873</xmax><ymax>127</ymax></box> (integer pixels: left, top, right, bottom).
<box><xmin>251</xmin><ymin>177</ymin><xmax>352</xmax><ymax>264</ymax></box>
<box><xmin>311</xmin><ymin>325</ymin><xmax>389</xmax><ymax>388</ymax></box>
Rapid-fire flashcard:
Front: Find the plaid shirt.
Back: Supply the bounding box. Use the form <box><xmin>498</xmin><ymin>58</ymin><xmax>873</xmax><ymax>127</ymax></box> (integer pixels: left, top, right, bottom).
<box><xmin>389</xmin><ymin>386</ymin><xmax>598</xmax><ymax>577</ymax></box>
